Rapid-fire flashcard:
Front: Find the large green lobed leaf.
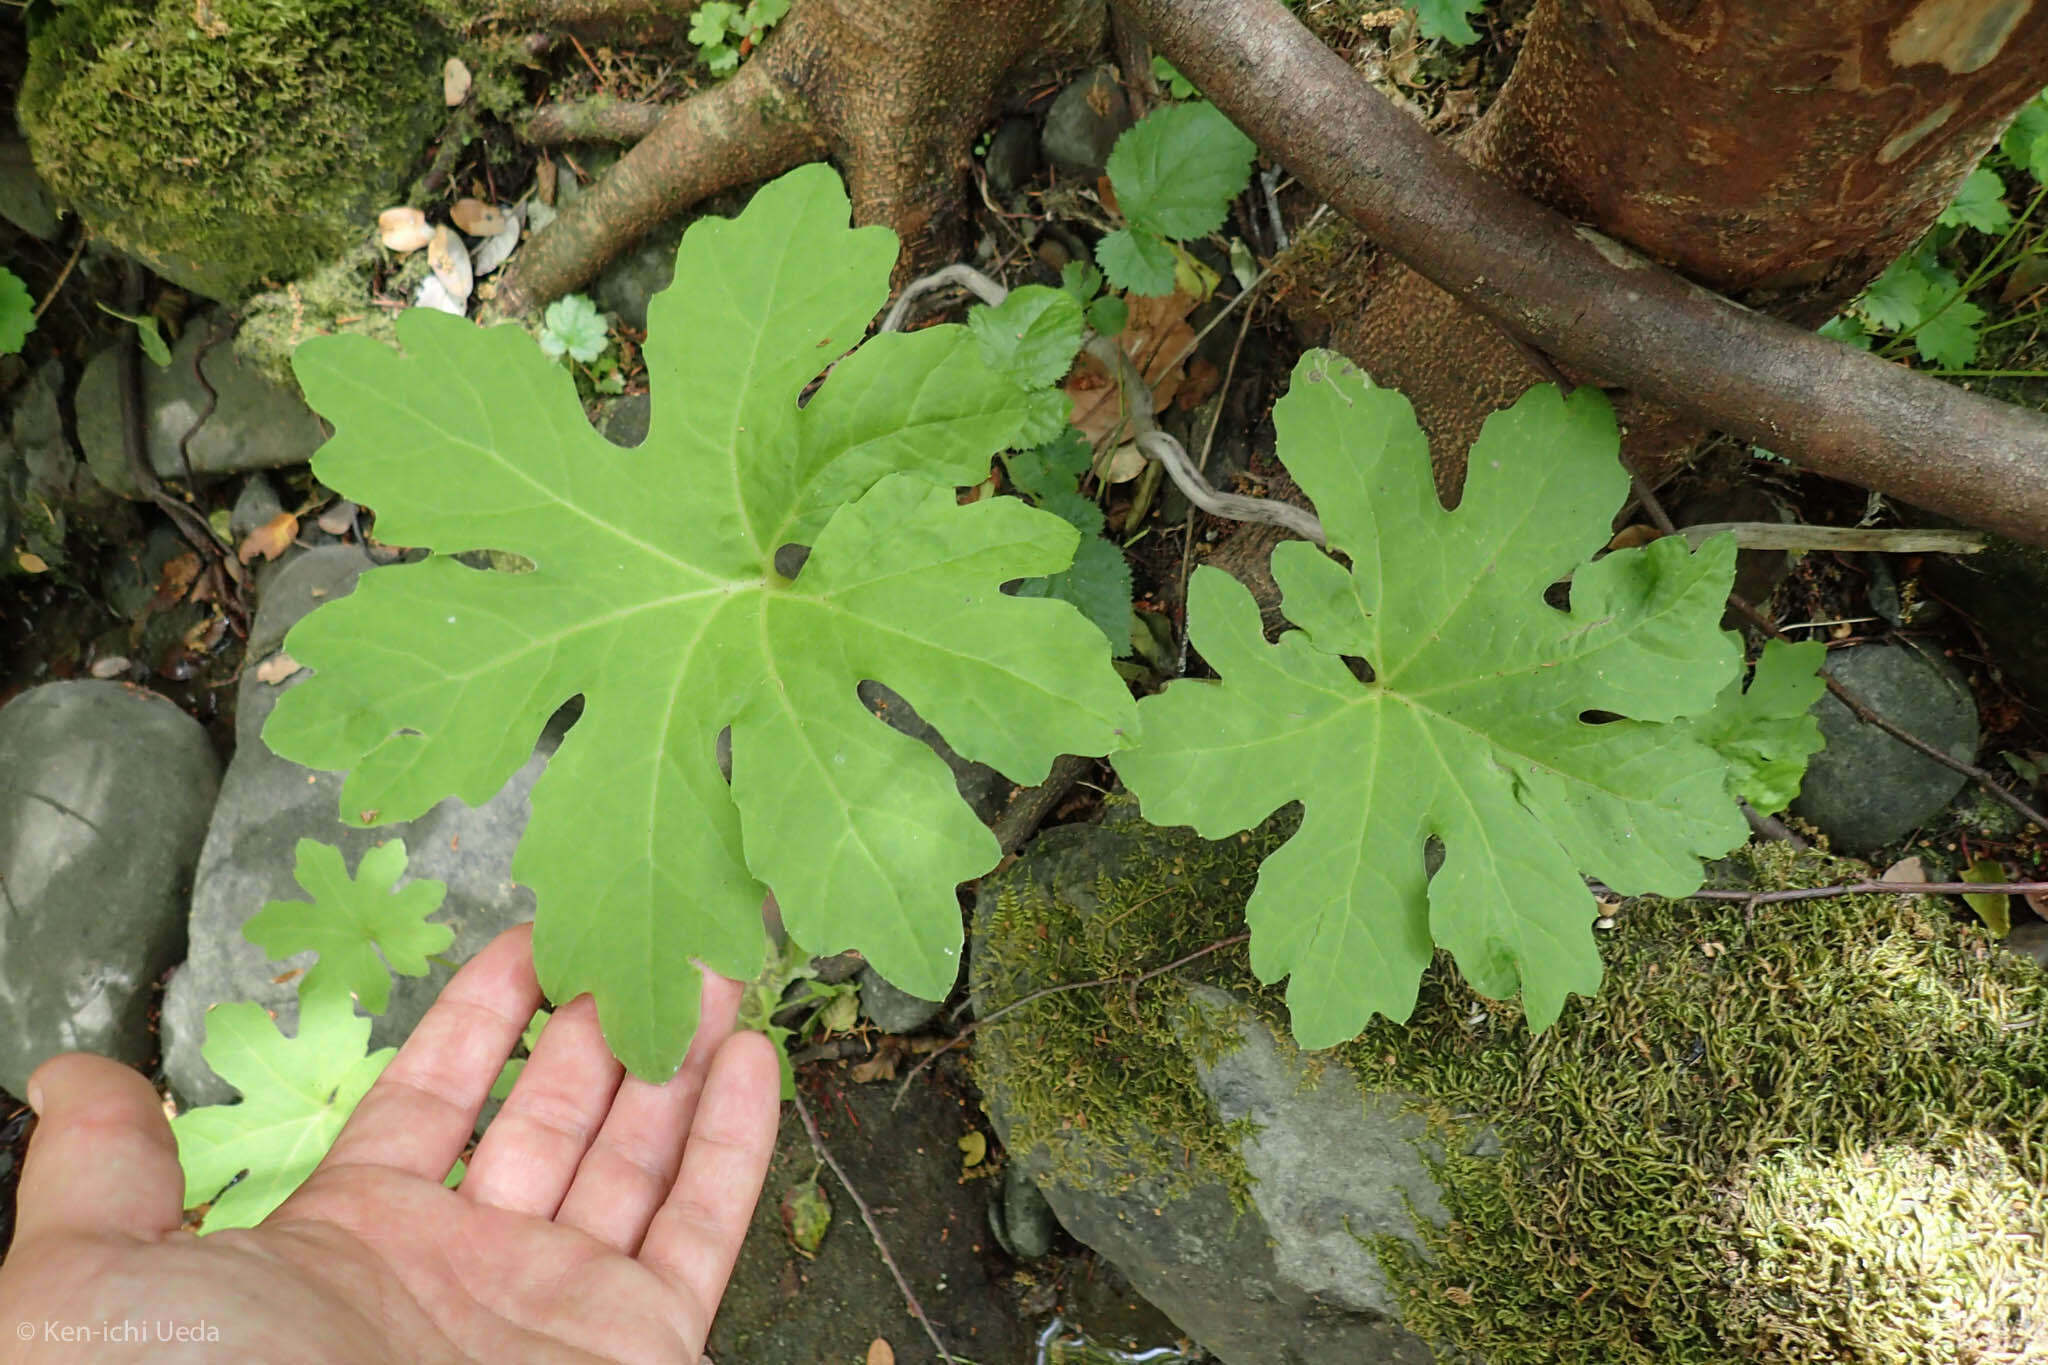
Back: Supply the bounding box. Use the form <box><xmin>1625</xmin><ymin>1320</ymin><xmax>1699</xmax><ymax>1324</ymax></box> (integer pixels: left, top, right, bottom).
<box><xmin>268</xmin><ymin>166</ymin><xmax>1137</xmax><ymax>1080</ymax></box>
<box><xmin>1115</xmin><ymin>350</ymin><xmax>1752</xmax><ymax>1045</ymax></box>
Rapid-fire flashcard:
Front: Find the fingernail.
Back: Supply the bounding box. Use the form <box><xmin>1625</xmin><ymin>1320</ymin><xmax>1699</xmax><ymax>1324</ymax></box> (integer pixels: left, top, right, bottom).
<box><xmin>25</xmin><ymin>1078</ymin><xmax>43</xmax><ymax>1115</ymax></box>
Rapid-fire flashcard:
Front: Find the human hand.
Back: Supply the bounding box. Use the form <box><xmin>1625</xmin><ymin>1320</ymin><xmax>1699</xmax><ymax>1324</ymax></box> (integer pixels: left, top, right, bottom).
<box><xmin>0</xmin><ymin>924</ymin><xmax>781</xmax><ymax>1362</ymax></box>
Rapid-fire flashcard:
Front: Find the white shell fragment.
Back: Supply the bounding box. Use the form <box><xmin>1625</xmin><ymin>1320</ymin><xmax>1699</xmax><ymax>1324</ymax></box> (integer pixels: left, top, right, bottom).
<box><xmin>444</xmin><ymin>56</ymin><xmax>472</xmax><ymax>107</ymax></box>
<box><xmin>428</xmin><ymin>223</ymin><xmax>474</xmax><ymax>305</ymax></box>
<box><xmin>413</xmin><ymin>271</ymin><xmax>466</xmax><ymax>316</ymax></box>
<box><xmin>469</xmin><ymin>204</ymin><xmax>522</xmax><ymax>277</ymax></box>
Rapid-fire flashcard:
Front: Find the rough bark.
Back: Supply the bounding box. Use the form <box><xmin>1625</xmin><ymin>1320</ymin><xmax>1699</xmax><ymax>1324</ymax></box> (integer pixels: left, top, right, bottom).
<box><xmin>497</xmin><ymin>0</ymin><xmax>1104</xmax><ymax>313</ymax></box>
<box><xmin>1124</xmin><ymin>0</ymin><xmax>2048</xmax><ymax>547</ymax></box>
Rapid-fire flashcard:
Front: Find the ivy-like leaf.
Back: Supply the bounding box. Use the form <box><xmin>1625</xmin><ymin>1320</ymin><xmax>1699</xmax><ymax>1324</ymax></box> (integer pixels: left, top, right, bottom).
<box><xmin>1938</xmin><ymin>167</ymin><xmax>2011</xmax><ymax>234</ymax></box>
<box><xmin>173</xmin><ymin>982</ymin><xmax>395</xmax><ymax>1232</ymax></box>
<box><xmin>1115</xmin><ymin>351</ymin><xmax>1749</xmax><ymax>1045</ymax></box>
<box><xmin>1104</xmin><ymin>102</ymin><xmax>1257</xmax><ymax>242</ymax></box>
<box><xmin>241</xmin><ymin>838</ymin><xmax>451</xmax><ymax>1015</ymax></box>
<box><xmin>1680</xmin><ymin>638</ymin><xmax>1826</xmax><ymax>814</ymax></box>
<box><xmin>269</xmin><ymin>165</ymin><xmax>1137</xmax><ymax>1080</ymax></box>
<box><xmin>0</xmin><ymin>267</ymin><xmax>30</xmax><ymax>356</ymax></box>
<box><xmin>1409</xmin><ymin>0</ymin><xmax>1484</xmax><ymax>44</ymax></box>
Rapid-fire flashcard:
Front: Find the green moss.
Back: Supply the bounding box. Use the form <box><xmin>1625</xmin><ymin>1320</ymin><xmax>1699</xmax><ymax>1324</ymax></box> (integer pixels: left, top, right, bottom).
<box><xmin>979</xmin><ymin>826</ymin><xmax>2048</xmax><ymax>1364</ymax></box>
<box><xmin>233</xmin><ymin>242</ymin><xmax>431</xmax><ymax>384</ymax></box>
<box><xmin>20</xmin><ymin>0</ymin><xmax>450</xmax><ymax>300</ymax></box>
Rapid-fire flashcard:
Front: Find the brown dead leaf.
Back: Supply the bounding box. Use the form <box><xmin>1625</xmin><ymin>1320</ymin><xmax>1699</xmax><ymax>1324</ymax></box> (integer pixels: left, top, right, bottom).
<box><xmin>2025</xmin><ymin>889</ymin><xmax>2048</xmax><ymax>919</ymax></box>
<box><xmin>450</xmin><ymin>198</ymin><xmax>511</xmax><ymax>237</ymax></box>
<box><xmin>15</xmin><ymin>551</ymin><xmax>47</xmax><ymax>573</ymax></box>
<box><xmin>89</xmin><ymin>656</ymin><xmax>131</xmax><ymax>679</ymax></box>
<box><xmin>1064</xmin><ymin>289</ymin><xmax>1198</xmax><ymax>445</ymax></box>
<box><xmin>1606</xmin><ymin>524</ymin><xmax>1662</xmax><ymax>551</ymax></box>
<box><xmin>535</xmin><ymin>157</ymin><xmax>558</xmax><ymax>206</ymax></box>
<box><xmin>866</xmin><ymin>1340</ymin><xmax>895</xmax><ymax>1365</ymax></box>
<box><xmin>378</xmin><ymin>207</ymin><xmax>433</xmax><ymax>254</ymax></box>
<box><xmin>255</xmin><ymin>651</ymin><xmax>303</xmax><ymax>685</ymax></box>
<box><xmin>149</xmin><ymin>552</ymin><xmax>202</xmax><ymax>610</ymax></box>
<box><xmin>237</xmin><ymin>511</ymin><xmax>299</xmax><ymax>564</ymax></box>
<box><xmin>182</xmin><ymin>614</ymin><xmax>227</xmax><ymax>653</ymax></box>
<box><xmin>849</xmin><ymin>1052</ymin><xmax>898</xmax><ymax>1084</ymax></box>
<box><xmin>1880</xmin><ymin>855</ymin><xmax>1927</xmax><ymax>883</ymax></box>
<box><xmin>1093</xmin><ymin>441</ymin><xmax>1147</xmax><ymax>484</ymax></box>
<box><xmin>1176</xmin><ymin>355</ymin><xmax>1221</xmax><ymax>410</ymax></box>
<box><xmin>444</xmin><ymin>56</ymin><xmax>473</xmax><ymax>107</ymax></box>
<box><xmin>429</xmin><ymin>225</ymin><xmax>474</xmax><ymax>305</ymax></box>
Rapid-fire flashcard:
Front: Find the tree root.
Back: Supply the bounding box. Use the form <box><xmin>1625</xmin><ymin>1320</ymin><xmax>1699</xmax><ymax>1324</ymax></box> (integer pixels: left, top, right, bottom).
<box><xmin>1125</xmin><ymin>0</ymin><xmax>2048</xmax><ymax>547</ymax></box>
<box><xmin>519</xmin><ymin>100</ymin><xmax>666</xmax><ymax>146</ymax></box>
<box><xmin>495</xmin><ymin>60</ymin><xmax>826</xmax><ymax>317</ymax></box>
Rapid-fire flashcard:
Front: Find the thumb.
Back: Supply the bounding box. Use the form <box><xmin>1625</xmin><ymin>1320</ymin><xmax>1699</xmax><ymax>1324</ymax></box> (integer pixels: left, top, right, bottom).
<box><xmin>13</xmin><ymin>1054</ymin><xmax>185</xmax><ymax>1245</ymax></box>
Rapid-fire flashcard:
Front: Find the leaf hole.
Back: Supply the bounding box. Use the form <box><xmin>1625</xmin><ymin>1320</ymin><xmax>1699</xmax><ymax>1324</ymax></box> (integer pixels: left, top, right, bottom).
<box><xmin>1340</xmin><ymin>655</ymin><xmax>1376</xmax><ymax>684</ymax></box>
<box><xmin>773</xmin><ymin>543</ymin><xmax>811</xmax><ymax>580</ymax></box>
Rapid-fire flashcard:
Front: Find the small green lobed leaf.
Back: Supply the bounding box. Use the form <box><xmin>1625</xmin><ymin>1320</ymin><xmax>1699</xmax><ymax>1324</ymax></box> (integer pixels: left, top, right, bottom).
<box><xmin>1410</xmin><ymin>0</ymin><xmax>1484</xmax><ymax>44</ymax></box>
<box><xmin>242</xmin><ymin>837</ymin><xmax>451</xmax><ymax>1015</ymax></box>
<box><xmin>173</xmin><ymin>982</ymin><xmax>395</xmax><ymax>1232</ymax></box>
<box><xmin>1680</xmin><ymin>637</ymin><xmax>1826</xmax><ymax>814</ymax></box>
<box><xmin>1104</xmin><ymin>101</ymin><xmax>1257</xmax><ymax>242</ymax></box>
<box><xmin>968</xmin><ymin>285</ymin><xmax>1084</xmax><ymax>391</ymax></box>
<box><xmin>1096</xmin><ymin>227</ymin><xmax>1178</xmax><ymax>297</ymax></box>
<box><xmin>269</xmin><ymin>164</ymin><xmax>1137</xmax><ymax>1081</ymax></box>
<box><xmin>1116</xmin><ymin>351</ymin><xmax>1751</xmax><ymax>1045</ymax></box>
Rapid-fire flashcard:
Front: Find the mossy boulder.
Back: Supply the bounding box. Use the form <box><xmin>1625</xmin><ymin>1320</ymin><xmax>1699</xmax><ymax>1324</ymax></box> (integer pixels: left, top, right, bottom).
<box><xmin>972</xmin><ymin>806</ymin><xmax>2048</xmax><ymax>1364</ymax></box>
<box><xmin>19</xmin><ymin>0</ymin><xmax>450</xmax><ymax>301</ymax></box>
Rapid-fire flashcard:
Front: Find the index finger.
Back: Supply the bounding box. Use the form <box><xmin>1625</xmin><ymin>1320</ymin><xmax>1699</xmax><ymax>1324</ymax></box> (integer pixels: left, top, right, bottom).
<box><xmin>313</xmin><ymin>923</ymin><xmax>543</xmax><ymax>1183</ymax></box>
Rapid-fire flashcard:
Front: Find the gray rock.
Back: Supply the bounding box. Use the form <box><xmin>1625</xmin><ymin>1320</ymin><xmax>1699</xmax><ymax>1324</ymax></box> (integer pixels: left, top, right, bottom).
<box><xmin>1928</xmin><ymin>535</ymin><xmax>2048</xmax><ymax>714</ymax></box>
<box><xmin>1790</xmin><ymin>642</ymin><xmax>1978</xmax><ymax>852</ymax></box>
<box><xmin>2</xmin><ymin>358</ymin><xmax>109</xmax><ymax>565</ymax></box>
<box><xmin>973</xmin><ymin>819</ymin><xmax>1440</xmax><ymax>1365</ymax></box>
<box><xmin>227</xmin><ymin>473</ymin><xmax>285</xmax><ymax>544</ymax></box>
<box><xmin>989</xmin><ymin>1161</ymin><xmax>1060</xmax><ymax>1260</ymax></box>
<box><xmin>0</xmin><ymin>681</ymin><xmax>221</xmax><ymax>1094</ymax></box>
<box><xmin>855</xmin><ymin>962</ymin><xmax>945</xmax><ymax>1035</ymax></box>
<box><xmin>598</xmin><ymin>393</ymin><xmax>650</xmax><ymax>449</ymax></box>
<box><xmin>985</xmin><ymin>117</ymin><xmax>1042</xmax><ymax>196</ymax></box>
<box><xmin>78</xmin><ymin>313</ymin><xmax>328</xmax><ymax>498</ymax></box>
<box><xmin>859</xmin><ymin>680</ymin><xmax>1013</xmax><ymax>826</ymax></box>
<box><xmin>1042</xmin><ymin>68</ymin><xmax>1133</xmax><ymax>177</ymax></box>
<box><xmin>0</xmin><ymin>150</ymin><xmax>63</xmax><ymax>241</ymax></box>
<box><xmin>2004</xmin><ymin>918</ymin><xmax>2048</xmax><ymax>971</ymax></box>
<box><xmin>592</xmin><ymin>217</ymin><xmax>690</xmax><ymax>332</ymax></box>
<box><xmin>160</xmin><ymin>546</ymin><xmax>557</xmax><ymax>1106</ymax></box>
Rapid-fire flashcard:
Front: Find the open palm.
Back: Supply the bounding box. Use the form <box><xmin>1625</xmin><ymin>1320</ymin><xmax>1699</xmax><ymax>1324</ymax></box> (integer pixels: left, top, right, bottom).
<box><xmin>0</xmin><ymin>925</ymin><xmax>781</xmax><ymax>1363</ymax></box>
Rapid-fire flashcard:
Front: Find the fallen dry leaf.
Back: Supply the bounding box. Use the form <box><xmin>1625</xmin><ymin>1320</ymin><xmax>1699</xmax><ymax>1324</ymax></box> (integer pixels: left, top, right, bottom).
<box><xmin>450</xmin><ymin>198</ymin><xmax>511</xmax><ymax>238</ymax></box>
<box><xmin>443</xmin><ymin>56</ymin><xmax>472</xmax><ymax>106</ymax></box>
<box><xmin>16</xmin><ymin>551</ymin><xmax>47</xmax><ymax>573</ymax></box>
<box><xmin>866</xmin><ymin>1340</ymin><xmax>895</xmax><ymax>1365</ymax></box>
<box><xmin>237</xmin><ymin>511</ymin><xmax>299</xmax><ymax>564</ymax></box>
<box><xmin>378</xmin><ymin>206</ymin><xmax>433</xmax><ymax>254</ymax></box>
<box><xmin>849</xmin><ymin>1053</ymin><xmax>897</xmax><ymax>1083</ymax></box>
<box><xmin>1065</xmin><ymin>288</ymin><xmax>1197</xmax><ymax>445</ymax></box>
<box><xmin>535</xmin><ymin>157</ymin><xmax>558</xmax><ymax>206</ymax></box>
<box><xmin>89</xmin><ymin>656</ymin><xmax>131</xmax><ymax>679</ymax></box>
<box><xmin>429</xmin><ymin>224</ymin><xmax>474</xmax><ymax>306</ymax></box>
<box><xmin>1607</xmin><ymin>524</ymin><xmax>1662</xmax><ymax>551</ymax></box>
<box><xmin>1093</xmin><ymin>441</ymin><xmax>1146</xmax><ymax>484</ymax></box>
<box><xmin>1880</xmin><ymin>855</ymin><xmax>1927</xmax><ymax>883</ymax></box>
<box><xmin>469</xmin><ymin>209</ymin><xmax>522</xmax><ymax>278</ymax></box>
<box><xmin>316</xmin><ymin>501</ymin><xmax>358</xmax><ymax>536</ymax></box>
<box><xmin>255</xmin><ymin>651</ymin><xmax>303</xmax><ymax>685</ymax></box>
<box><xmin>414</xmin><ymin>273</ymin><xmax>466</xmax><ymax>317</ymax></box>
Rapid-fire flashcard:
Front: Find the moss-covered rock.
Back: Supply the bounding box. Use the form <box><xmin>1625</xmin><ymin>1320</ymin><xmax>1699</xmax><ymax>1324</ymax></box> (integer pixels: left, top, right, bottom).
<box><xmin>973</xmin><ymin>809</ymin><xmax>2048</xmax><ymax>1364</ymax></box>
<box><xmin>20</xmin><ymin>0</ymin><xmax>449</xmax><ymax>301</ymax></box>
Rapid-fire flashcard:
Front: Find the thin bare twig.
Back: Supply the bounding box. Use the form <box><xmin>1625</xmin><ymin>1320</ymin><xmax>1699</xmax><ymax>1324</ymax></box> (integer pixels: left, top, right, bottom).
<box><xmin>893</xmin><ymin>932</ymin><xmax>1249</xmax><ymax>1107</ymax></box>
<box><xmin>33</xmin><ymin>230</ymin><xmax>87</xmax><ymax>322</ymax></box>
<box><xmin>990</xmin><ymin>753</ymin><xmax>1095</xmax><ymax>857</ymax></box>
<box><xmin>878</xmin><ymin>263</ymin><xmax>1009</xmax><ymax>333</ymax></box>
<box><xmin>790</xmin><ymin>1089</ymin><xmax>958</xmax><ymax>1365</ymax></box>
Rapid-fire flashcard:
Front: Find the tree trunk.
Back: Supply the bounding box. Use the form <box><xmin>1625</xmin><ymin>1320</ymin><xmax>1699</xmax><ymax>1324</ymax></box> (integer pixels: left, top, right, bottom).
<box><xmin>1322</xmin><ymin>0</ymin><xmax>2048</xmax><ymax>492</ymax></box>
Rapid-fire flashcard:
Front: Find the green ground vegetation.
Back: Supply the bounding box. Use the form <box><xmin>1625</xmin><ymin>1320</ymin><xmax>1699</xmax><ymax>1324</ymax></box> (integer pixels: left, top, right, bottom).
<box><xmin>975</xmin><ymin>817</ymin><xmax>2048</xmax><ymax>1364</ymax></box>
<box><xmin>19</xmin><ymin>0</ymin><xmax>450</xmax><ymax>300</ymax></box>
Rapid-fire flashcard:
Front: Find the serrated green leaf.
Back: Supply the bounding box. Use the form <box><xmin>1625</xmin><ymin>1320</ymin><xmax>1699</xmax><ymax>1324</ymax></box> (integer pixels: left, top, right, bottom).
<box><xmin>1104</xmin><ymin>101</ymin><xmax>1257</xmax><ymax>242</ymax></box>
<box><xmin>1151</xmin><ymin>54</ymin><xmax>1199</xmax><ymax>99</ymax></box>
<box><xmin>1410</xmin><ymin>0</ymin><xmax>1484</xmax><ymax>43</ymax></box>
<box><xmin>269</xmin><ymin>165</ymin><xmax>1137</xmax><ymax>1080</ymax></box>
<box><xmin>540</xmin><ymin>293</ymin><xmax>609</xmax><ymax>363</ymax></box>
<box><xmin>1819</xmin><ymin>314</ymin><xmax>1871</xmax><ymax>349</ymax></box>
<box><xmin>1016</xmin><ymin>535</ymin><xmax>1133</xmax><ymax>651</ymax></box>
<box><xmin>1</xmin><ymin>267</ymin><xmax>36</xmax><ymax>356</ymax></box>
<box><xmin>968</xmin><ymin>285</ymin><xmax>1085</xmax><ymax>390</ymax></box>
<box><xmin>1961</xmin><ymin>856</ymin><xmax>2011</xmax><ymax>937</ymax></box>
<box><xmin>689</xmin><ymin>0</ymin><xmax>741</xmax><ymax>44</ymax></box>
<box><xmin>1097</xmin><ymin>227</ymin><xmax>1177</xmax><ymax>297</ymax></box>
<box><xmin>1115</xmin><ymin>351</ymin><xmax>1749</xmax><ymax>1044</ymax></box>
<box><xmin>242</xmin><ymin>838</ymin><xmax>451</xmax><ymax>1015</ymax></box>
<box><xmin>2002</xmin><ymin>98</ymin><xmax>2048</xmax><ymax>185</ymax></box>
<box><xmin>1913</xmin><ymin>296</ymin><xmax>1986</xmax><ymax>368</ymax></box>
<box><xmin>1680</xmin><ymin>637</ymin><xmax>1826</xmax><ymax>813</ymax></box>
<box><xmin>1939</xmin><ymin>167</ymin><xmax>2011</xmax><ymax>233</ymax></box>
<box><xmin>1004</xmin><ymin>429</ymin><xmax>1094</xmax><ymax>506</ymax></box>
<box><xmin>173</xmin><ymin>982</ymin><xmax>396</xmax><ymax>1231</ymax></box>
<box><xmin>1858</xmin><ymin>255</ymin><xmax>1944</xmax><ymax>331</ymax></box>
<box><xmin>1060</xmin><ymin>260</ymin><xmax>1103</xmax><ymax>302</ymax></box>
